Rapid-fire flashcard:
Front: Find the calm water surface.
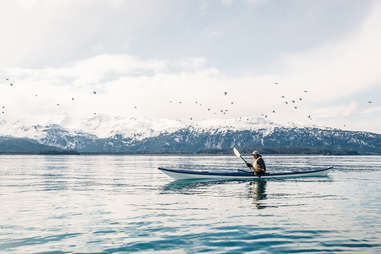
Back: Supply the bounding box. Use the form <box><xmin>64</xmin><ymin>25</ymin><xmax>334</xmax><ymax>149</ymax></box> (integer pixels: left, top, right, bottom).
<box><xmin>0</xmin><ymin>155</ymin><xmax>380</xmax><ymax>253</ymax></box>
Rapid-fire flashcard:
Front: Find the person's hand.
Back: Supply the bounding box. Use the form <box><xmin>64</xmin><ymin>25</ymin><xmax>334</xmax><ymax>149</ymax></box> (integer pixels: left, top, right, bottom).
<box><xmin>246</xmin><ymin>162</ymin><xmax>253</xmax><ymax>168</ymax></box>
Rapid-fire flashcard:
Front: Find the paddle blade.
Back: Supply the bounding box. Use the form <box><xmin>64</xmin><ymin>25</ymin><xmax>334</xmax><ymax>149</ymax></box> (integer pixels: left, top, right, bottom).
<box><xmin>233</xmin><ymin>147</ymin><xmax>241</xmax><ymax>158</ymax></box>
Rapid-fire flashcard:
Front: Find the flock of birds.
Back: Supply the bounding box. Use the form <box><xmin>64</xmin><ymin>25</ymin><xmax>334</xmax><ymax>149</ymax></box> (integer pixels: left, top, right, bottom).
<box><xmin>169</xmin><ymin>90</ymin><xmax>235</xmax><ymax>120</ymax></box>
<box><xmin>0</xmin><ymin>75</ymin><xmax>376</xmax><ymax>129</ymax></box>
<box><xmin>262</xmin><ymin>85</ymin><xmax>311</xmax><ymax>120</ymax></box>
<box><xmin>167</xmin><ymin>82</ymin><xmax>314</xmax><ymax>122</ymax></box>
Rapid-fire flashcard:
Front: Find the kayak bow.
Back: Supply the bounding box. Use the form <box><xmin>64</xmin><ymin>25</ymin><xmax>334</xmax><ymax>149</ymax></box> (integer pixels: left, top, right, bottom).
<box><xmin>158</xmin><ymin>167</ymin><xmax>333</xmax><ymax>180</ymax></box>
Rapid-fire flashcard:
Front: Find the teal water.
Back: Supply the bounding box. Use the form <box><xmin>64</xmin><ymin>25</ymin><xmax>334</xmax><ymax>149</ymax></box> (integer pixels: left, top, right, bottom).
<box><xmin>0</xmin><ymin>155</ymin><xmax>380</xmax><ymax>253</ymax></box>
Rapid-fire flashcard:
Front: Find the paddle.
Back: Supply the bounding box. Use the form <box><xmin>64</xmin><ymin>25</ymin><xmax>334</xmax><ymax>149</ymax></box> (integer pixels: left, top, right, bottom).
<box><xmin>233</xmin><ymin>147</ymin><xmax>253</xmax><ymax>172</ymax></box>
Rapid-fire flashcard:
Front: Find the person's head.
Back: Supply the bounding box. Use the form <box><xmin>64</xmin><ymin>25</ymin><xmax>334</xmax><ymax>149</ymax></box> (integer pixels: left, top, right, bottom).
<box><xmin>252</xmin><ymin>150</ymin><xmax>261</xmax><ymax>159</ymax></box>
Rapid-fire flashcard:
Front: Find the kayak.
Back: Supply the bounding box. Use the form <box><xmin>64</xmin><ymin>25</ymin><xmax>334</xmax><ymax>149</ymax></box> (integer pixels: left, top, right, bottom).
<box><xmin>158</xmin><ymin>167</ymin><xmax>333</xmax><ymax>180</ymax></box>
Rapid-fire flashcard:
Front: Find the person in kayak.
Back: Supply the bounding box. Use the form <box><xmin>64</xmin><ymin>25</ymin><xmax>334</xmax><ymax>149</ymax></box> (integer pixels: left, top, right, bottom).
<box><xmin>246</xmin><ymin>151</ymin><xmax>266</xmax><ymax>175</ymax></box>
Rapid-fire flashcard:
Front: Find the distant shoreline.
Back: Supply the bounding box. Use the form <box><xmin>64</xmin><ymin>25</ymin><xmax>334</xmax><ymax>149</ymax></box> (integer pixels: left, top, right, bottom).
<box><xmin>1</xmin><ymin>152</ymin><xmax>380</xmax><ymax>156</ymax></box>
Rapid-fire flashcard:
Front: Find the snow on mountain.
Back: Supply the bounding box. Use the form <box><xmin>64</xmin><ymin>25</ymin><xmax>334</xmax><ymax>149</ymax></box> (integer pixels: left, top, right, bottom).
<box><xmin>0</xmin><ymin>119</ymin><xmax>47</xmax><ymax>140</ymax></box>
<box><xmin>0</xmin><ymin>119</ymin><xmax>84</xmax><ymax>139</ymax></box>
<box><xmin>1</xmin><ymin>115</ymin><xmax>380</xmax><ymax>154</ymax></box>
<box><xmin>0</xmin><ymin>115</ymin><xmax>357</xmax><ymax>141</ymax></box>
<box><xmin>0</xmin><ymin>115</ymin><xmax>292</xmax><ymax>150</ymax></box>
<box><xmin>77</xmin><ymin>115</ymin><xmax>187</xmax><ymax>139</ymax></box>
<box><xmin>75</xmin><ymin>115</ymin><xmax>300</xmax><ymax>138</ymax></box>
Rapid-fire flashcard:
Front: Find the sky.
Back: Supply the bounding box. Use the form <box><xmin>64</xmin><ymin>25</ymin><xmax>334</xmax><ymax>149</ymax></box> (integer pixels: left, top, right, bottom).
<box><xmin>0</xmin><ymin>0</ymin><xmax>381</xmax><ymax>133</ymax></box>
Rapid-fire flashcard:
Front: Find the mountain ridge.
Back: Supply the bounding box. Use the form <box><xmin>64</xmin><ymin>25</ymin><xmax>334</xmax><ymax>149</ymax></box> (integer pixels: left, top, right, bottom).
<box><xmin>0</xmin><ymin>117</ymin><xmax>380</xmax><ymax>155</ymax></box>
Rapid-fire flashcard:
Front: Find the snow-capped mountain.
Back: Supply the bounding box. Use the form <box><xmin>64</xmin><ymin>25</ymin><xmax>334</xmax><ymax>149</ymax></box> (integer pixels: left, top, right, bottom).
<box><xmin>0</xmin><ymin>116</ymin><xmax>381</xmax><ymax>154</ymax></box>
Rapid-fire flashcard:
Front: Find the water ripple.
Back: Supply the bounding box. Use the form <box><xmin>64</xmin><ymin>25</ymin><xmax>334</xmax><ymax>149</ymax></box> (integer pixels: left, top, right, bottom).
<box><xmin>0</xmin><ymin>155</ymin><xmax>380</xmax><ymax>253</ymax></box>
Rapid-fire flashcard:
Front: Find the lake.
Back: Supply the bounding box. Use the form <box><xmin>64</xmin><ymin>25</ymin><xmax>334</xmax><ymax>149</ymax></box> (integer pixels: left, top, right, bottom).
<box><xmin>0</xmin><ymin>155</ymin><xmax>380</xmax><ymax>253</ymax></box>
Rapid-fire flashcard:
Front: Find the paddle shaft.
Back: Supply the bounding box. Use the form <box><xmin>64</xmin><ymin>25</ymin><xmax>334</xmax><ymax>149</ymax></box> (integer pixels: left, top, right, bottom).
<box><xmin>239</xmin><ymin>155</ymin><xmax>249</xmax><ymax>164</ymax></box>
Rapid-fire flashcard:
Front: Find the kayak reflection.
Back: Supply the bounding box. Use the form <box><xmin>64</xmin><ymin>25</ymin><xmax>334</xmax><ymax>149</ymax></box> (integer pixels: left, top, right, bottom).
<box><xmin>162</xmin><ymin>179</ymin><xmax>244</xmax><ymax>193</ymax></box>
<box><xmin>162</xmin><ymin>179</ymin><xmax>268</xmax><ymax>208</ymax></box>
<box><xmin>248</xmin><ymin>181</ymin><xmax>267</xmax><ymax>209</ymax></box>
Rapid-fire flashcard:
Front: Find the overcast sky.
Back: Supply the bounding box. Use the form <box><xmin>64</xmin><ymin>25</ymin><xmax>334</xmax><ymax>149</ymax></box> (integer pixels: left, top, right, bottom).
<box><xmin>0</xmin><ymin>0</ymin><xmax>380</xmax><ymax>133</ymax></box>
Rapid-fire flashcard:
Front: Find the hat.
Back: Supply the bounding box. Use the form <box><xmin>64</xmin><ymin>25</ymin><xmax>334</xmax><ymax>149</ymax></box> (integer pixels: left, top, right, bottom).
<box><xmin>252</xmin><ymin>150</ymin><xmax>260</xmax><ymax>155</ymax></box>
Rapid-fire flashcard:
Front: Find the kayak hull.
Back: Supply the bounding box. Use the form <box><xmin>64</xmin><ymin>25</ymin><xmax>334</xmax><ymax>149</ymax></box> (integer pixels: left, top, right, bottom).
<box><xmin>158</xmin><ymin>167</ymin><xmax>333</xmax><ymax>180</ymax></box>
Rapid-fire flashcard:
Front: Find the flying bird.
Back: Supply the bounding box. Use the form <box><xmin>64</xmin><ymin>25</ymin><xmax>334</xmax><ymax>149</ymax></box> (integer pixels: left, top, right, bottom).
<box><xmin>299</xmin><ymin>98</ymin><xmax>302</xmax><ymax>101</ymax></box>
<box><xmin>224</xmin><ymin>91</ymin><xmax>228</xmax><ymax>96</ymax></box>
<box><xmin>93</xmin><ymin>91</ymin><xmax>97</xmax><ymax>95</ymax></box>
<box><xmin>368</xmin><ymin>101</ymin><xmax>373</xmax><ymax>104</ymax></box>
<box><xmin>304</xmin><ymin>90</ymin><xmax>308</xmax><ymax>93</ymax></box>
<box><xmin>274</xmin><ymin>82</ymin><xmax>279</xmax><ymax>85</ymax></box>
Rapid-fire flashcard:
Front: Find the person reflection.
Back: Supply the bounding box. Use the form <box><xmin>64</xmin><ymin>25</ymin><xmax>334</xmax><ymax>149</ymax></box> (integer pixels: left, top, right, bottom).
<box><xmin>249</xmin><ymin>180</ymin><xmax>267</xmax><ymax>209</ymax></box>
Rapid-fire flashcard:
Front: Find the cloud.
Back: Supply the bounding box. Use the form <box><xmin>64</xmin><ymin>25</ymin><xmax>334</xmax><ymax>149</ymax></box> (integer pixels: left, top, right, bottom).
<box><xmin>363</xmin><ymin>106</ymin><xmax>381</xmax><ymax>115</ymax></box>
<box><xmin>221</xmin><ymin>0</ymin><xmax>233</xmax><ymax>6</ymax></box>
<box><xmin>0</xmin><ymin>0</ymin><xmax>166</xmax><ymax>67</ymax></box>
<box><xmin>279</xmin><ymin>1</ymin><xmax>381</xmax><ymax>101</ymax></box>
<box><xmin>0</xmin><ymin>0</ymin><xmax>371</xmax><ymax>71</ymax></box>
<box><xmin>247</xmin><ymin>0</ymin><xmax>266</xmax><ymax>5</ymax></box>
<box><xmin>221</xmin><ymin>0</ymin><xmax>266</xmax><ymax>6</ymax></box>
<box><xmin>0</xmin><ymin>1</ymin><xmax>381</xmax><ymax>133</ymax></box>
<box><xmin>1</xmin><ymin>54</ymin><xmax>224</xmax><ymax>123</ymax></box>
<box><xmin>313</xmin><ymin>102</ymin><xmax>359</xmax><ymax>118</ymax></box>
